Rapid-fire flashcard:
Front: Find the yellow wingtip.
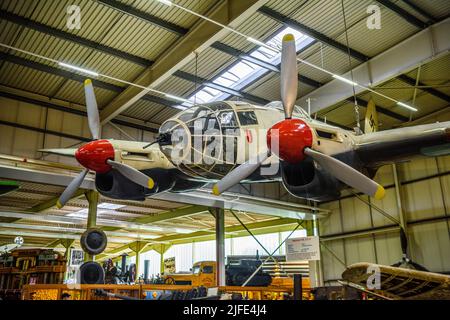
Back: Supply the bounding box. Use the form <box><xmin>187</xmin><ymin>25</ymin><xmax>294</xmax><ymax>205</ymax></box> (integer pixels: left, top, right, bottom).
<box><xmin>148</xmin><ymin>178</ymin><xmax>155</xmax><ymax>189</ymax></box>
<box><xmin>374</xmin><ymin>185</ymin><xmax>385</xmax><ymax>200</ymax></box>
<box><xmin>283</xmin><ymin>33</ymin><xmax>294</xmax><ymax>42</ymax></box>
<box><xmin>212</xmin><ymin>184</ymin><xmax>220</xmax><ymax>196</ymax></box>
<box><xmin>84</xmin><ymin>79</ymin><xmax>92</xmax><ymax>86</ymax></box>
<box><xmin>56</xmin><ymin>200</ymin><xmax>62</xmax><ymax>209</ymax></box>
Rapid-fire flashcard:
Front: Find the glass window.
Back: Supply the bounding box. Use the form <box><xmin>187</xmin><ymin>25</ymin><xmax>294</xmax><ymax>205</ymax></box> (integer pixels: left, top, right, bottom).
<box><xmin>192</xmin><ymin>265</ymin><xmax>201</xmax><ymax>275</ymax></box>
<box><xmin>218</xmin><ymin>111</ymin><xmax>238</xmax><ymax>127</ymax></box>
<box><xmin>202</xmin><ymin>265</ymin><xmax>214</xmax><ymax>274</ymax></box>
<box><xmin>237</xmin><ymin>111</ymin><xmax>258</xmax><ymax>125</ymax></box>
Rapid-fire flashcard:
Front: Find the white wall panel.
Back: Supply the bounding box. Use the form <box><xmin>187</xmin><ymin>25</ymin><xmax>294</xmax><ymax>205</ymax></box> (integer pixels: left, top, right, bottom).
<box><xmin>409</xmin><ymin>221</ymin><xmax>450</xmax><ymax>273</ymax></box>
<box><xmin>321</xmin><ymin>239</ymin><xmax>346</xmax><ymax>282</ymax></box>
<box><xmin>373</xmin><ymin>232</ymin><xmax>402</xmax><ymax>265</ymax></box>
<box><xmin>319</xmin><ymin>157</ymin><xmax>450</xmax><ymax>283</ymax></box>
<box><xmin>319</xmin><ymin>200</ymin><xmax>342</xmax><ymax>236</ymax></box>
<box><xmin>0</xmin><ymin>96</ymin><xmax>157</xmax><ymax>165</ymax></box>
<box><xmin>344</xmin><ymin>236</ymin><xmax>377</xmax><ymax>265</ymax></box>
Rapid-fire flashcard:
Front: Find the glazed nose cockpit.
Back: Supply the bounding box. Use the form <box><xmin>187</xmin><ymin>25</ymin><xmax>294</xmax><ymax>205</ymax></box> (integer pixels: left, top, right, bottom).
<box><xmin>158</xmin><ymin>102</ymin><xmax>243</xmax><ymax>179</ymax></box>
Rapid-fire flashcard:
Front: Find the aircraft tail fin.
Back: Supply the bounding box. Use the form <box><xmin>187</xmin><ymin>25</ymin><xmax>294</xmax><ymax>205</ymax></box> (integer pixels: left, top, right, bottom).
<box><xmin>364</xmin><ymin>98</ymin><xmax>378</xmax><ymax>133</ymax></box>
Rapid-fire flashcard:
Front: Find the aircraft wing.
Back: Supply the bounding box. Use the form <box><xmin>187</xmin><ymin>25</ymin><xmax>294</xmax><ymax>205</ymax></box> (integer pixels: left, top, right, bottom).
<box><xmin>354</xmin><ymin>121</ymin><xmax>450</xmax><ymax>167</ymax></box>
<box><xmin>38</xmin><ymin>148</ymin><xmax>77</xmax><ymax>157</ymax></box>
<box><xmin>342</xmin><ymin>262</ymin><xmax>450</xmax><ymax>300</ymax></box>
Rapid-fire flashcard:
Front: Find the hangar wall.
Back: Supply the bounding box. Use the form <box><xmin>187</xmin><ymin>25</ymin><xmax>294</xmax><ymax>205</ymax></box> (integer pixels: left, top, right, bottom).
<box><xmin>0</xmin><ymin>94</ymin><xmax>155</xmax><ymax>165</ymax></box>
<box><xmin>319</xmin><ymin>156</ymin><xmax>450</xmax><ymax>284</ymax></box>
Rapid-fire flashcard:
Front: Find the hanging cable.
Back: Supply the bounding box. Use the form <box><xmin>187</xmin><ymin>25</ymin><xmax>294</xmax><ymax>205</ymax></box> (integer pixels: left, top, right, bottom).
<box><xmin>194</xmin><ymin>51</ymin><xmax>198</xmax><ymax>106</ymax></box>
<box><xmin>340</xmin><ymin>0</ymin><xmax>361</xmax><ymax>131</ymax></box>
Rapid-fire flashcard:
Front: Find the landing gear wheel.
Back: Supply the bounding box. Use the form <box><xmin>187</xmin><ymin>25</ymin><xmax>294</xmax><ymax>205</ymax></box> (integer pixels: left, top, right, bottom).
<box><xmin>79</xmin><ymin>261</ymin><xmax>105</xmax><ymax>284</ymax></box>
<box><xmin>80</xmin><ymin>228</ymin><xmax>108</xmax><ymax>255</ymax></box>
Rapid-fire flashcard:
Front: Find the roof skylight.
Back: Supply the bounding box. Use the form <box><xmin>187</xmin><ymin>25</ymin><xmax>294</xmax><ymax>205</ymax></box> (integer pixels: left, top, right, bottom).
<box><xmin>175</xmin><ymin>27</ymin><xmax>314</xmax><ymax>109</ymax></box>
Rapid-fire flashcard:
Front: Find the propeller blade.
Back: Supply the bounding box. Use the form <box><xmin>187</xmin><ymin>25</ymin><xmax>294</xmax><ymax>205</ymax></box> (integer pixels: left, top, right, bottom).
<box><xmin>212</xmin><ymin>152</ymin><xmax>269</xmax><ymax>195</ymax></box>
<box><xmin>106</xmin><ymin>159</ymin><xmax>154</xmax><ymax>190</ymax></box>
<box><xmin>280</xmin><ymin>34</ymin><xmax>298</xmax><ymax>119</ymax></box>
<box><xmin>57</xmin><ymin>169</ymin><xmax>88</xmax><ymax>209</ymax></box>
<box><xmin>304</xmin><ymin>148</ymin><xmax>385</xmax><ymax>200</ymax></box>
<box><xmin>38</xmin><ymin>148</ymin><xmax>77</xmax><ymax>157</ymax></box>
<box><xmin>84</xmin><ymin>79</ymin><xmax>100</xmax><ymax>140</ymax></box>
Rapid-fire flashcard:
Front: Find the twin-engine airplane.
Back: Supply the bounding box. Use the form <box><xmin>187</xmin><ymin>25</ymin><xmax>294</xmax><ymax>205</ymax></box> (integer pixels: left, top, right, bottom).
<box><xmin>40</xmin><ymin>34</ymin><xmax>450</xmax><ymax>209</ymax></box>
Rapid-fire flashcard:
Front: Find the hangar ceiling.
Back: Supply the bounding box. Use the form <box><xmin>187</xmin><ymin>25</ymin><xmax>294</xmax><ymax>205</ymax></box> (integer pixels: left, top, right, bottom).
<box><xmin>0</xmin><ymin>0</ymin><xmax>449</xmax><ymax>251</ymax></box>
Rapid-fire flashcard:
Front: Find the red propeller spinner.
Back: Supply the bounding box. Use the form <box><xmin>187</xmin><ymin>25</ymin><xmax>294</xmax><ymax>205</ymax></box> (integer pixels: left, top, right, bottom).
<box><xmin>267</xmin><ymin>118</ymin><xmax>313</xmax><ymax>164</ymax></box>
<box><xmin>75</xmin><ymin>139</ymin><xmax>114</xmax><ymax>173</ymax></box>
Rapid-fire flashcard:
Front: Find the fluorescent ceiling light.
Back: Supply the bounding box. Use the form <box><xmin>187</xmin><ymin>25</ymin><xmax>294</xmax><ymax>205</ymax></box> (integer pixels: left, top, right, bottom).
<box><xmin>157</xmin><ymin>0</ymin><xmax>172</xmax><ymax>6</ymax></box>
<box><xmin>174</xmin><ymin>227</ymin><xmax>195</xmax><ymax>234</ymax></box>
<box><xmin>333</xmin><ymin>74</ymin><xmax>358</xmax><ymax>86</ymax></box>
<box><xmin>58</xmin><ymin>62</ymin><xmax>99</xmax><ymax>77</ymax></box>
<box><xmin>247</xmin><ymin>37</ymin><xmax>278</xmax><ymax>53</ymax></box>
<box><xmin>172</xmin><ymin>105</ymin><xmax>188</xmax><ymax>110</ymax></box>
<box><xmin>98</xmin><ymin>202</ymin><xmax>125</xmax><ymax>210</ymax></box>
<box><xmin>397</xmin><ymin>101</ymin><xmax>418</xmax><ymax>112</ymax></box>
<box><xmin>165</xmin><ymin>93</ymin><xmax>192</xmax><ymax>104</ymax></box>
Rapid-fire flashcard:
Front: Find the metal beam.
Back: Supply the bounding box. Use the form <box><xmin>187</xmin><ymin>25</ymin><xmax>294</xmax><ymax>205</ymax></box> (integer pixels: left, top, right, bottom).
<box><xmin>397</xmin><ymin>74</ymin><xmax>450</xmax><ymax>103</ymax></box>
<box><xmin>133</xmin><ymin>205</ymin><xmax>208</xmax><ymax>224</ymax></box>
<box><xmin>0</xmin><ymin>52</ymin><xmax>183</xmax><ymax>111</ymax></box>
<box><xmin>210</xmin><ymin>41</ymin><xmax>407</xmax><ymax>122</ymax></box>
<box><xmin>0</xmin><ymin>52</ymin><xmax>123</xmax><ymax>92</ymax></box>
<box><xmin>97</xmin><ymin>217</ymin><xmax>301</xmax><ymax>260</ymax></box>
<box><xmin>376</xmin><ymin>0</ymin><xmax>428</xmax><ymax>29</ymax></box>
<box><xmin>0</xmin><ymin>10</ymin><xmax>153</xmax><ymax>67</ymax></box>
<box><xmin>210</xmin><ymin>41</ymin><xmax>323</xmax><ymax>88</ymax></box>
<box><xmin>258</xmin><ymin>6</ymin><xmax>369</xmax><ymax>62</ymax></box>
<box><xmin>347</xmin><ymin>97</ymin><xmax>409</xmax><ymax>122</ymax></box>
<box><xmin>96</xmin><ymin>0</ymin><xmax>188</xmax><ymax>35</ymax></box>
<box><xmin>0</xmin><ymin>211</ymin><xmax>195</xmax><ymax>234</ymax></box>
<box><xmin>173</xmin><ymin>70</ymin><xmax>270</xmax><ymax>105</ymax></box>
<box><xmin>0</xmin><ymin>229</ymin><xmax>130</xmax><ymax>243</ymax></box>
<box><xmin>297</xmin><ymin>18</ymin><xmax>450</xmax><ymax>115</ymax></box>
<box><xmin>28</xmin><ymin>190</ymin><xmax>85</xmax><ymax>213</ymax></box>
<box><xmin>99</xmin><ymin>0</ymin><xmax>270</xmax><ymax>123</ymax></box>
<box><xmin>401</xmin><ymin>0</ymin><xmax>436</xmax><ymax>23</ymax></box>
<box><xmin>260</xmin><ymin>6</ymin><xmax>448</xmax><ymax>107</ymax></box>
<box><xmin>0</xmin><ymin>119</ymin><xmax>91</xmax><ymax>142</ymax></box>
<box><xmin>0</xmin><ymin>91</ymin><xmax>160</xmax><ymax>132</ymax></box>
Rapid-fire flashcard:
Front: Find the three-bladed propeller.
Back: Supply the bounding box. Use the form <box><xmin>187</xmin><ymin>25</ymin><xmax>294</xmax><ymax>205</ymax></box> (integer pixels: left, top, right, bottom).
<box><xmin>213</xmin><ymin>34</ymin><xmax>385</xmax><ymax>200</ymax></box>
<box><xmin>46</xmin><ymin>79</ymin><xmax>154</xmax><ymax>209</ymax></box>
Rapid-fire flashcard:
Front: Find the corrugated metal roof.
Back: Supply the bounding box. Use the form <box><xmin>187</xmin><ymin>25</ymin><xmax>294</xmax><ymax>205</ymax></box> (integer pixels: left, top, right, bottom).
<box><xmin>128</xmin><ymin>0</ymin><xmax>219</xmax><ymax>30</ymax></box>
<box><xmin>407</xmin><ymin>0</ymin><xmax>450</xmax><ymax>20</ymax></box>
<box><xmin>179</xmin><ymin>47</ymin><xmax>235</xmax><ymax>81</ymax></box>
<box><xmin>242</xmin><ymin>71</ymin><xmax>316</xmax><ymax>102</ymax></box>
<box><xmin>266</xmin><ymin>0</ymin><xmax>380</xmax><ymax>41</ymax></box>
<box><xmin>122</xmin><ymin>99</ymin><xmax>166</xmax><ymax>122</ymax></box>
<box><xmin>54</xmin><ymin>79</ymin><xmax>118</xmax><ymax>107</ymax></box>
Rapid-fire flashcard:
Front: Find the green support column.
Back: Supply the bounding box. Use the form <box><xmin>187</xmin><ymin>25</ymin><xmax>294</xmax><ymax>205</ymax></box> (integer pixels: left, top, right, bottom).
<box><xmin>154</xmin><ymin>244</ymin><xmax>171</xmax><ymax>275</ymax></box>
<box><xmin>61</xmin><ymin>239</ymin><xmax>75</xmax><ymax>260</ymax></box>
<box><xmin>60</xmin><ymin>239</ymin><xmax>75</xmax><ymax>282</ymax></box>
<box><xmin>84</xmin><ymin>190</ymin><xmax>99</xmax><ymax>261</ymax></box>
<box><xmin>129</xmin><ymin>241</ymin><xmax>149</xmax><ymax>280</ymax></box>
<box><xmin>215</xmin><ymin>208</ymin><xmax>226</xmax><ymax>286</ymax></box>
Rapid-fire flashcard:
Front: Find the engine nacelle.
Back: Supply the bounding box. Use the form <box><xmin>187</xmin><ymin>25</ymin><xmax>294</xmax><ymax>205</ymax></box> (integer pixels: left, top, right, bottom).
<box><xmin>95</xmin><ymin>168</ymin><xmax>176</xmax><ymax>201</ymax></box>
<box><xmin>280</xmin><ymin>158</ymin><xmax>341</xmax><ymax>202</ymax></box>
<box><xmin>95</xmin><ymin>168</ymin><xmax>208</xmax><ymax>201</ymax></box>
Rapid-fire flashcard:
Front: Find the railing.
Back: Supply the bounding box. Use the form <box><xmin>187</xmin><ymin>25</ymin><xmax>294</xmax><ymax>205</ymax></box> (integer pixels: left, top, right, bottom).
<box><xmin>21</xmin><ymin>283</ymin><xmax>305</xmax><ymax>300</ymax></box>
